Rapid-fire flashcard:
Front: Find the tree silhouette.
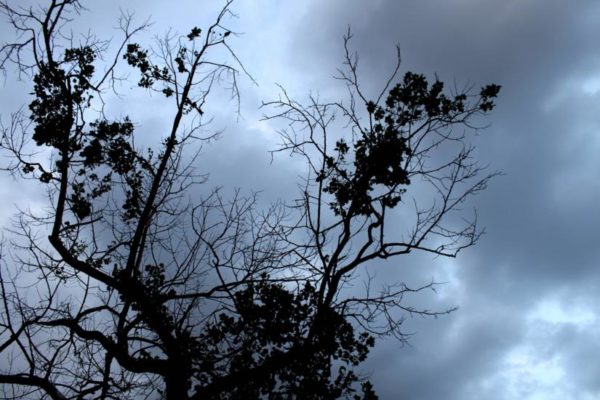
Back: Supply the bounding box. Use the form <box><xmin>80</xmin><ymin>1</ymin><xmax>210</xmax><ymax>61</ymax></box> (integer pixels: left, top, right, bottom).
<box><xmin>0</xmin><ymin>1</ymin><xmax>500</xmax><ymax>399</ymax></box>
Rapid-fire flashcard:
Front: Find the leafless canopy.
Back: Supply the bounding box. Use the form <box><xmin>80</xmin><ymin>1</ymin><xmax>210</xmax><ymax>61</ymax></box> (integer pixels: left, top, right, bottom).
<box><xmin>0</xmin><ymin>1</ymin><xmax>499</xmax><ymax>399</ymax></box>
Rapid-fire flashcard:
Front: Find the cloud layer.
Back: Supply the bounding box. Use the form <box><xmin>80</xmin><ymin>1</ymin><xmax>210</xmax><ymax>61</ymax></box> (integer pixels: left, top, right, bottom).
<box><xmin>2</xmin><ymin>1</ymin><xmax>599</xmax><ymax>398</ymax></box>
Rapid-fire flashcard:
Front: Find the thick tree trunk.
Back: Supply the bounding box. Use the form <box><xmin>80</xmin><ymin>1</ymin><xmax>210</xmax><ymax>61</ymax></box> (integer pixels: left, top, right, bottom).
<box><xmin>165</xmin><ymin>372</ymin><xmax>190</xmax><ymax>400</ymax></box>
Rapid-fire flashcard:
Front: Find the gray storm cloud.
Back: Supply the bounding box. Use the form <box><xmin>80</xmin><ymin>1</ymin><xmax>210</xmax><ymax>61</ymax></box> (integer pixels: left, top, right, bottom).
<box><xmin>2</xmin><ymin>1</ymin><xmax>599</xmax><ymax>399</ymax></box>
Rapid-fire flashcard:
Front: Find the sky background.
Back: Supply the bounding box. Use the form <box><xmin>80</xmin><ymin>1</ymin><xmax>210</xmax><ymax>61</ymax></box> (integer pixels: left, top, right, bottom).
<box><xmin>2</xmin><ymin>1</ymin><xmax>600</xmax><ymax>399</ymax></box>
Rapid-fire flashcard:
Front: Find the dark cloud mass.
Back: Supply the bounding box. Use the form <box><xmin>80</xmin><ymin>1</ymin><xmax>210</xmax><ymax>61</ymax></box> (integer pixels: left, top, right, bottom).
<box><xmin>2</xmin><ymin>0</ymin><xmax>600</xmax><ymax>398</ymax></box>
<box><xmin>282</xmin><ymin>0</ymin><xmax>600</xmax><ymax>398</ymax></box>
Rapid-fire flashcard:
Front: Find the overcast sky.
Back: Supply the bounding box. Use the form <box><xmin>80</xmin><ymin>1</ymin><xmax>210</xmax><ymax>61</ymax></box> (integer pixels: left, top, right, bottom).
<box><xmin>2</xmin><ymin>1</ymin><xmax>600</xmax><ymax>399</ymax></box>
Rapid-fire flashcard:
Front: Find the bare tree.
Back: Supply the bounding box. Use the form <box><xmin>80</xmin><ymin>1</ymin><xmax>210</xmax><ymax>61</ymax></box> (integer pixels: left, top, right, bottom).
<box><xmin>0</xmin><ymin>1</ymin><xmax>500</xmax><ymax>399</ymax></box>
<box><xmin>263</xmin><ymin>34</ymin><xmax>501</xmax><ymax>341</ymax></box>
